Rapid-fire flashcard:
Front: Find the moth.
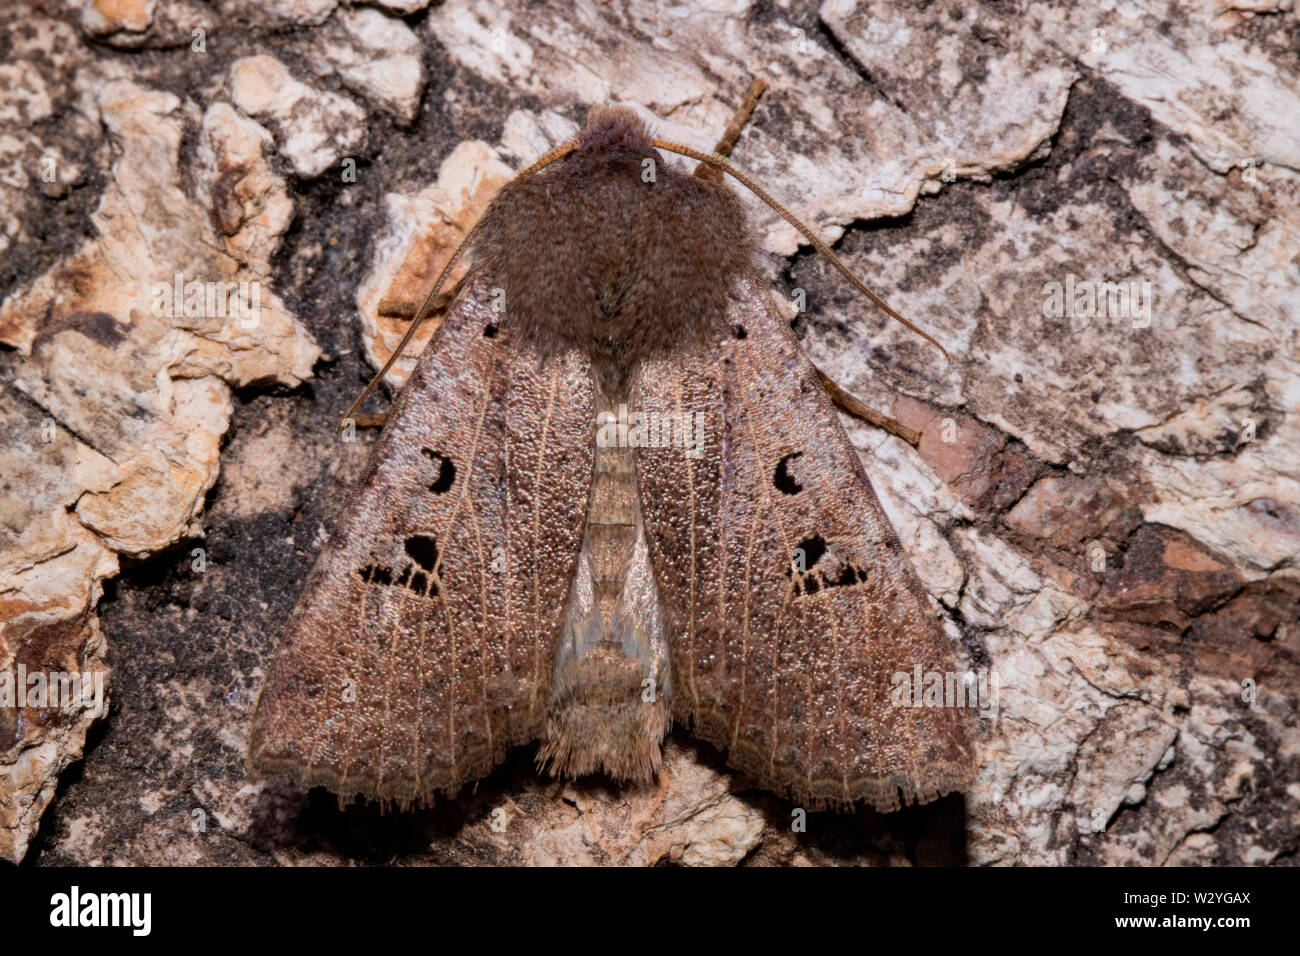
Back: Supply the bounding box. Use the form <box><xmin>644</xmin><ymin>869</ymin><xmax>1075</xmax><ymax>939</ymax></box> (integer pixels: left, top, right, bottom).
<box><xmin>249</xmin><ymin>83</ymin><xmax>975</xmax><ymax>813</ymax></box>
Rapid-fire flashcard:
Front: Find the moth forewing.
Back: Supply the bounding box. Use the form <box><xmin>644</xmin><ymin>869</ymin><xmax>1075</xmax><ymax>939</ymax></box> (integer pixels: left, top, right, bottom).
<box><xmin>249</xmin><ymin>278</ymin><xmax>595</xmax><ymax>807</ymax></box>
<box><xmin>632</xmin><ymin>272</ymin><xmax>974</xmax><ymax>811</ymax></box>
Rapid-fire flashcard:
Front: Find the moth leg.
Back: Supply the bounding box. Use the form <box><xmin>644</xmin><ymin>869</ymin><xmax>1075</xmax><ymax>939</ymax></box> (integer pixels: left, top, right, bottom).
<box><xmin>694</xmin><ymin>77</ymin><xmax>768</xmax><ymax>183</ymax></box>
<box><xmin>343</xmin><ymin>275</ymin><xmax>472</xmax><ymax>427</ymax></box>
<box><xmin>690</xmin><ymin>80</ymin><xmax>925</xmax><ymax>451</ymax></box>
<box><xmin>376</xmin><ymin>275</ymin><xmax>467</xmax><ymax>322</ymax></box>
<box><xmin>712</xmin><ymin>77</ymin><xmax>768</xmax><ymax>160</ymax></box>
<box><xmin>813</xmin><ymin>365</ymin><xmax>922</xmax><ymax>447</ymax></box>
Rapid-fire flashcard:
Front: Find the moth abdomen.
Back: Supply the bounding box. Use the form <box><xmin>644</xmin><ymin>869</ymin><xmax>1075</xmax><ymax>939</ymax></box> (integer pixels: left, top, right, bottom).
<box><xmin>539</xmin><ymin>637</ymin><xmax>668</xmax><ymax>783</ymax></box>
<box><xmin>540</xmin><ymin>368</ymin><xmax>673</xmax><ymax>784</ymax></box>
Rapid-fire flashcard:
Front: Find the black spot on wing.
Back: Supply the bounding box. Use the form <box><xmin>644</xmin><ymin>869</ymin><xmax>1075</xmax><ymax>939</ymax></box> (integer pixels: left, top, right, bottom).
<box><xmin>786</xmin><ymin>534</ymin><xmax>871</xmax><ymax>597</ymax></box>
<box><xmin>420</xmin><ymin>448</ymin><xmax>456</xmax><ymax>494</ymax></box>
<box><xmin>830</xmin><ymin>563</ymin><xmax>869</xmax><ymax>588</ymax></box>
<box><xmin>358</xmin><ymin>550</ymin><xmax>439</xmax><ymax>597</ymax></box>
<box><xmin>794</xmin><ymin>535</ymin><xmax>827</xmax><ymax>569</ymax></box>
<box><xmin>355</xmin><ymin>533</ymin><xmax>443</xmax><ymax>597</ymax></box>
<box><xmin>773</xmin><ymin>452</ymin><xmax>804</xmax><ymax>495</ymax></box>
<box><xmin>359</xmin><ymin>564</ymin><xmax>393</xmax><ymax>586</ymax></box>
<box><xmin>404</xmin><ymin>534</ymin><xmax>440</xmax><ymax>571</ymax></box>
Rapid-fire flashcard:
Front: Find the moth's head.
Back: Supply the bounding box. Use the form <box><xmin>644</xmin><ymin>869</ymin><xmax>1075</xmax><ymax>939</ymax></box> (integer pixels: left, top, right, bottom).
<box><xmin>468</xmin><ymin>104</ymin><xmax>754</xmax><ymax>366</ymax></box>
<box><xmin>576</xmin><ymin>106</ymin><xmax>657</xmax><ymax>159</ymax></box>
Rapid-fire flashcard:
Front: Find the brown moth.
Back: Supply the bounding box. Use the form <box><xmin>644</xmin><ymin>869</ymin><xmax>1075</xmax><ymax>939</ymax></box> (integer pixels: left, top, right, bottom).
<box><xmin>248</xmin><ymin>92</ymin><xmax>975</xmax><ymax>813</ymax></box>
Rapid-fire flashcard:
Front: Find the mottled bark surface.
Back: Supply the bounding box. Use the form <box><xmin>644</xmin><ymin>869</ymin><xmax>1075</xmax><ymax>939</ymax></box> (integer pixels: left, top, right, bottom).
<box><xmin>1</xmin><ymin>0</ymin><xmax>1296</xmax><ymax>865</ymax></box>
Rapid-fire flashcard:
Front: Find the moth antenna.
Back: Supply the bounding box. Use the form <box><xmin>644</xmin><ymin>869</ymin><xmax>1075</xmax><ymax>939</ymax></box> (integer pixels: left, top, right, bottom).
<box><xmin>340</xmin><ymin>138</ymin><xmax>583</xmax><ymax>429</ymax></box>
<box><xmin>653</xmin><ymin>139</ymin><xmax>951</xmax><ymax>363</ymax></box>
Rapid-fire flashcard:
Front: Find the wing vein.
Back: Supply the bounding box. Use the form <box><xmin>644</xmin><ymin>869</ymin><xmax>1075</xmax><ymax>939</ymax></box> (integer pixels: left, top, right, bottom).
<box><xmin>528</xmin><ymin>364</ymin><xmax>562</xmax><ymax>722</ymax></box>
